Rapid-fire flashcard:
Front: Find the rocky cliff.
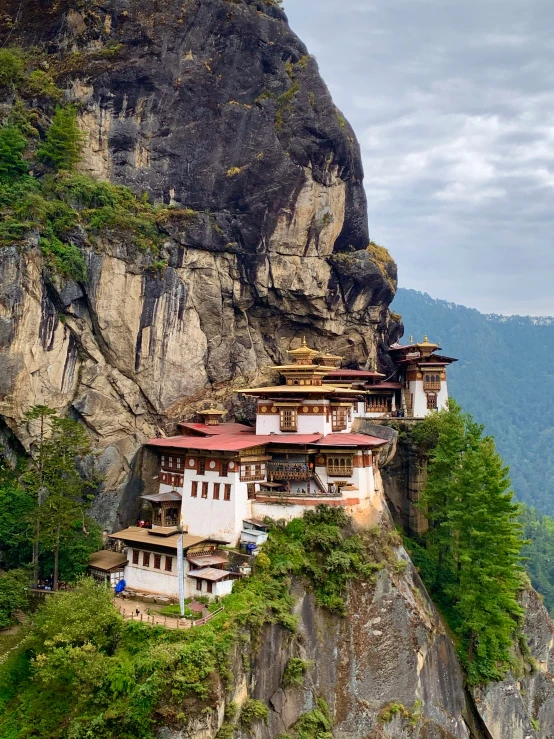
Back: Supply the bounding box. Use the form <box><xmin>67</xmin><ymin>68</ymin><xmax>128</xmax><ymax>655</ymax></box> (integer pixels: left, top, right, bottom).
<box><xmin>3</xmin><ymin>4</ymin><xmax>554</xmax><ymax>739</ymax></box>
<box><xmin>0</xmin><ymin>0</ymin><xmax>400</xmax><ymax>529</ymax></box>
<box><xmin>156</xmin><ymin>515</ymin><xmax>554</xmax><ymax>739</ymax></box>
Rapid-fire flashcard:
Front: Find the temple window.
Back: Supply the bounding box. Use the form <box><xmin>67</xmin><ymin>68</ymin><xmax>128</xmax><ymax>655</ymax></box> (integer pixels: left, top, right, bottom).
<box><xmin>213</xmin><ymin>482</ymin><xmax>220</xmax><ymax>500</ymax></box>
<box><xmin>143</xmin><ymin>552</ymin><xmax>150</xmax><ymax>567</ymax></box>
<box><xmin>207</xmin><ymin>581</ymin><xmax>213</xmax><ymax>594</ymax></box>
<box><xmin>224</xmin><ymin>484</ymin><xmax>232</xmax><ymax>501</ymax></box>
<box><xmin>280</xmin><ymin>408</ymin><xmax>298</xmax><ymax>432</ymax></box>
<box><xmin>221</xmin><ymin>461</ymin><xmax>229</xmax><ymax>477</ymax></box>
<box><xmin>331</xmin><ymin>407</ymin><xmax>348</xmax><ymax>431</ymax></box>
<box><xmin>191</xmin><ymin>481</ymin><xmax>198</xmax><ymax>498</ymax></box>
<box><xmin>132</xmin><ymin>549</ymin><xmax>139</xmax><ymax>565</ymax></box>
<box><xmin>198</xmin><ymin>458</ymin><xmax>206</xmax><ymax>475</ymax></box>
<box><xmin>423</xmin><ymin>374</ymin><xmax>441</xmax><ymax>391</ymax></box>
<box><xmin>154</xmin><ymin>554</ymin><xmax>161</xmax><ymax>569</ymax></box>
<box><xmin>247</xmin><ymin>483</ymin><xmax>256</xmax><ymax>500</ymax></box>
<box><xmin>202</xmin><ymin>482</ymin><xmax>209</xmax><ymax>499</ymax></box>
<box><xmin>427</xmin><ymin>394</ymin><xmax>438</xmax><ymax>410</ymax></box>
<box><xmin>196</xmin><ymin>579</ymin><xmax>202</xmax><ymax>591</ymax></box>
<box><xmin>327</xmin><ymin>455</ymin><xmax>353</xmax><ymax>476</ymax></box>
<box><xmin>165</xmin><ymin>556</ymin><xmax>173</xmax><ymax>572</ymax></box>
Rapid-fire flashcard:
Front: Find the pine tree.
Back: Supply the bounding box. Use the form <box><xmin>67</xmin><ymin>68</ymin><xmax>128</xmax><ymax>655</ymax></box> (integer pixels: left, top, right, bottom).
<box><xmin>0</xmin><ymin>124</ymin><xmax>28</xmax><ymax>181</ymax></box>
<box><xmin>22</xmin><ymin>406</ymin><xmax>98</xmax><ymax>590</ymax></box>
<box><xmin>36</xmin><ymin>105</ymin><xmax>85</xmax><ymax>171</ymax></box>
<box><xmin>411</xmin><ymin>400</ymin><xmax>526</xmax><ymax>684</ymax></box>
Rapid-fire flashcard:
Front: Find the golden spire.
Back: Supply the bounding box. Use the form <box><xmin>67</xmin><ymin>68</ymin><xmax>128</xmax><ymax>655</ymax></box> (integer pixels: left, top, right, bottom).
<box><xmin>409</xmin><ymin>335</ymin><xmax>413</xmax><ymax>343</ymax></box>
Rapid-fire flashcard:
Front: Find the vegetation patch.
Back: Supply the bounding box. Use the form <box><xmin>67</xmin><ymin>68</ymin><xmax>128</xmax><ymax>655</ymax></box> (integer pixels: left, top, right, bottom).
<box><xmin>0</xmin><ymin>49</ymin><xmax>199</xmax><ymax>280</ymax></box>
<box><xmin>378</xmin><ymin>700</ymin><xmax>422</xmax><ymax>726</ymax></box>
<box><xmin>239</xmin><ymin>699</ymin><xmax>269</xmax><ymax>727</ymax></box>
<box><xmin>405</xmin><ymin>401</ymin><xmax>527</xmax><ymax>685</ymax></box>
<box><xmin>283</xmin><ymin>657</ymin><xmax>312</xmax><ymax>687</ymax></box>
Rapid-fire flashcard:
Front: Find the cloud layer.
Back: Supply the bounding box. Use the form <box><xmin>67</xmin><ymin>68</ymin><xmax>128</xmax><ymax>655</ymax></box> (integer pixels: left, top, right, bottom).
<box><xmin>286</xmin><ymin>0</ymin><xmax>554</xmax><ymax>314</ymax></box>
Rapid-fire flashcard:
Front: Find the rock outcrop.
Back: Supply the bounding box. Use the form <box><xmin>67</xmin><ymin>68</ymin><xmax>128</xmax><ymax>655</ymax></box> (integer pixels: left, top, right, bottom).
<box><xmin>156</xmin><ymin>520</ymin><xmax>554</xmax><ymax>739</ymax></box>
<box><xmin>0</xmin><ymin>0</ymin><xmax>400</xmax><ymax>528</ymax></box>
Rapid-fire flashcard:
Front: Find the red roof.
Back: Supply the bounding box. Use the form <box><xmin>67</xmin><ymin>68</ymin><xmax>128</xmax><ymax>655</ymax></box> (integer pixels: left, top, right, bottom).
<box><xmin>367</xmin><ymin>382</ymin><xmax>403</xmax><ymax>389</ymax></box>
<box><xmin>147</xmin><ymin>431</ymin><xmax>387</xmax><ymax>451</ymax></box>
<box><xmin>147</xmin><ymin>434</ymin><xmax>323</xmax><ymax>451</ymax></box>
<box><xmin>178</xmin><ymin>422</ymin><xmax>254</xmax><ymax>436</ymax></box>
<box><xmin>325</xmin><ymin>369</ymin><xmax>384</xmax><ymax>378</ymax></box>
<box><xmin>314</xmin><ymin>434</ymin><xmax>387</xmax><ymax>447</ymax></box>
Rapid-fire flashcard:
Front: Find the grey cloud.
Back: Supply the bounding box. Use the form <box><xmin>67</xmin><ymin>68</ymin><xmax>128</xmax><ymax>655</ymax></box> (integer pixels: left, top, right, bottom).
<box><xmin>286</xmin><ymin>0</ymin><xmax>554</xmax><ymax>314</ymax></box>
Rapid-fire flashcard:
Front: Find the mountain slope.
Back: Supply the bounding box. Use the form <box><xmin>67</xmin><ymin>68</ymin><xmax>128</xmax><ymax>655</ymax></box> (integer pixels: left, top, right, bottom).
<box><xmin>0</xmin><ymin>0</ymin><xmax>399</xmax><ymax>530</ymax></box>
<box><xmin>392</xmin><ymin>288</ymin><xmax>554</xmax><ymax>514</ymax></box>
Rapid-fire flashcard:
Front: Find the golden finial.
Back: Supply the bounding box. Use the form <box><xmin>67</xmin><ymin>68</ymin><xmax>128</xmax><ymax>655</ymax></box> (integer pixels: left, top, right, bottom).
<box><xmin>423</xmin><ymin>334</ymin><xmax>429</xmax><ymax>343</ymax></box>
<box><xmin>409</xmin><ymin>335</ymin><xmax>413</xmax><ymax>343</ymax></box>
<box><xmin>302</xmin><ymin>336</ymin><xmax>307</xmax><ymax>347</ymax></box>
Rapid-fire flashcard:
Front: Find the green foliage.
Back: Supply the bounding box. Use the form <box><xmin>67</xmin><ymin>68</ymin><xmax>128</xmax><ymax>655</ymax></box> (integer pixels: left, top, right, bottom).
<box><xmin>264</xmin><ymin>505</ymin><xmax>382</xmax><ymax>615</ymax></box>
<box><xmin>520</xmin><ymin>506</ymin><xmax>554</xmax><ymax>615</ymax></box>
<box><xmin>22</xmin><ymin>70</ymin><xmax>62</xmax><ymax>100</ymax></box>
<box><xmin>239</xmin><ymin>699</ymin><xmax>269</xmax><ymax>727</ymax></box>
<box><xmin>37</xmin><ymin>105</ymin><xmax>85</xmax><ymax>171</ymax></box>
<box><xmin>0</xmin><ymin>507</ymin><xmax>382</xmax><ymax>736</ymax></box>
<box><xmin>21</xmin><ymin>406</ymin><xmax>100</xmax><ymax>589</ymax></box>
<box><xmin>378</xmin><ymin>700</ymin><xmax>422</xmax><ymax>727</ymax></box>
<box><xmin>292</xmin><ymin>699</ymin><xmax>332</xmax><ymax>739</ymax></box>
<box><xmin>283</xmin><ymin>657</ymin><xmax>311</xmax><ymax>686</ymax></box>
<box><xmin>40</xmin><ymin>235</ymin><xmax>86</xmax><ymax>281</ymax></box>
<box><xmin>0</xmin><ymin>477</ymin><xmax>35</xmax><ymax>569</ymax></box>
<box><xmin>405</xmin><ymin>401</ymin><xmax>526</xmax><ymax>685</ymax></box>
<box><xmin>0</xmin><ymin>49</ymin><xmax>24</xmax><ymax>88</ymax></box>
<box><xmin>0</xmin><ymin>125</ymin><xmax>28</xmax><ymax>181</ymax></box>
<box><xmin>0</xmin><ymin>569</ymin><xmax>30</xmax><ymax>628</ymax></box>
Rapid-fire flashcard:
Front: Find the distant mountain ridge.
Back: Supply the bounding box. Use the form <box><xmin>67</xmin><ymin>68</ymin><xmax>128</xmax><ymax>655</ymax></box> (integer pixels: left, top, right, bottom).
<box><xmin>392</xmin><ymin>288</ymin><xmax>554</xmax><ymax>515</ymax></box>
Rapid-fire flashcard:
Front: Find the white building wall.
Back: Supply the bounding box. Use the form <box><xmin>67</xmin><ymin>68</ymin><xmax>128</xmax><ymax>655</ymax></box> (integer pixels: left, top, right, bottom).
<box><xmin>124</xmin><ymin>562</ymin><xmax>178</xmax><ymax>596</ymax></box>
<box><xmin>297</xmin><ymin>414</ymin><xmax>329</xmax><ymax>435</ymax></box>
<box><xmin>180</xmin><ymin>469</ymin><xmax>238</xmax><ymax>542</ymax></box>
<box><xmin>437</xmin><ymin>379</ymin><xmax>449</xmax><ymax>411</ymax></box>
<box><xmin>178</xmin><ymin>470</ymin><xmax>254</xmax><ymax>545</ymax></box>
<box><xmin>410</xmin><ymin>378</ymin><xmax>449</xmax><ymax>418</ymax></box>
<box><xmin>256</xmin><ymin>414</ymin><xmax>280</xmax><ymax>435</ymax></box>
<box><xmin>410</xmin><ymin>380</ymin><xmax>427</xmax><ymax>418</ymax></box>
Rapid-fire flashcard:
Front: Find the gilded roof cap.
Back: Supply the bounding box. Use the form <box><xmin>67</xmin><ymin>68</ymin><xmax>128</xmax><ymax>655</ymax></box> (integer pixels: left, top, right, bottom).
<box><xmin>287</xmin><ymin>337</ymin><xmax>320</xmax><ymax>364</ymax></box>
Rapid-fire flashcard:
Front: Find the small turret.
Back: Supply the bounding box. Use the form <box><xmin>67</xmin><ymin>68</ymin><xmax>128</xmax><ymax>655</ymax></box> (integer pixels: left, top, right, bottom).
<box><xmin>199</xmin><ymin>404</ymin><xmax>225</xmax><ymax>426</ymax></box>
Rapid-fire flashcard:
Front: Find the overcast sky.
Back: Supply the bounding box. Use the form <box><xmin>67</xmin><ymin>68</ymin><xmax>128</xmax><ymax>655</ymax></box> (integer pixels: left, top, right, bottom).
<box><xmin>286</xmin><ymin>0</ymin><xmax>554</xmax><ymax>315</ymax></box>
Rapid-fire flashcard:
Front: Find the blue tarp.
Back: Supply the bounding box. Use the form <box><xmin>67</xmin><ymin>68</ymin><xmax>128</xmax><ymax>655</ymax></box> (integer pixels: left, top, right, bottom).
<box><xmin>114</xmin><ymin>579</ymin><xmax>126</xmax><ymax>593</ymax></box>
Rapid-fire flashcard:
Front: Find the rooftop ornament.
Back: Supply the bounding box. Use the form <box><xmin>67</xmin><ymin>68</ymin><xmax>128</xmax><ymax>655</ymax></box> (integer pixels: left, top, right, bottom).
<box><xmin>200</xmin><ymin>403</ymin><xmax>226</xmax><ymax>426</ymax></box>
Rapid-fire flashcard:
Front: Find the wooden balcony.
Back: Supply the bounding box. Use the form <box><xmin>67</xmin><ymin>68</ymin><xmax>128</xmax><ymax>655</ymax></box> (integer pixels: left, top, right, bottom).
<box><xmin>423</xmin><ymin>382</ymin><xmax>441</xmax><ymax>391</ymax></box>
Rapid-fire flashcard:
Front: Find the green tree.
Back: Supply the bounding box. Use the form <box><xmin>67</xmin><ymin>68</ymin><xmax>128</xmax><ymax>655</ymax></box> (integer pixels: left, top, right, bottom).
<box><xmin>36</xmin><ymin>105</ymin><xmax>85</xmax><ymax>171</ymax></box>
<box><xmin>0</xmin><ymin>568</ymin><xmax>30</xmax><ymax>628</ymax></box>
<box><xmin>0</xmin><ymin>480</ymin><xmax>34</xmax><ymax>569</ymax></box>
<box><xmin>0</xmin><ymin>125</ymin><xmax>28</xmax><ymax>181</ymax></box>
<box><xmin>410</xmin><ymin>401</ymin><xmax>526</xmax><ymax>684</ymax></box>
<box><xmin>520</xmin><ymin>506</ymin><xmax>554</xmax><ymax>615</ymax></box>
<box><xmin>0</xmin><ymin>49</ymin><xmax>24</xmax><ymax>88</ymax></box>
<box><xmin>22</xmin><ymin>406</ymin><xmax>98</xmax><ymax>590</ymax></box>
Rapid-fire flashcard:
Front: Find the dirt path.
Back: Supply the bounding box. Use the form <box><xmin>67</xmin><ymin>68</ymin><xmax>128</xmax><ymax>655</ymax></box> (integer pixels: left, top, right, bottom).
<box><xmin>115</xmin><ymin>599</ymin><xmax>192</xmax><ymax>629</ymax></box>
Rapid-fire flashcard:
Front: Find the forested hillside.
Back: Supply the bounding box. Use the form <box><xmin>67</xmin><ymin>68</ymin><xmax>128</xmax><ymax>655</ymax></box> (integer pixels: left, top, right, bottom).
<box><xmin>392</xmin><ymin>288</ymin><xmax>554</xmax><ymax>515</ymax></box>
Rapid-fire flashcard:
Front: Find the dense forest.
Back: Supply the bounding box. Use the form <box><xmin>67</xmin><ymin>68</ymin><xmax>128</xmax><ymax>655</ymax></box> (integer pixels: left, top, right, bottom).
<box><xmin>392</xmin><ymin>288</ymin><xmax>554</xmax><ymax>516</ymax></box>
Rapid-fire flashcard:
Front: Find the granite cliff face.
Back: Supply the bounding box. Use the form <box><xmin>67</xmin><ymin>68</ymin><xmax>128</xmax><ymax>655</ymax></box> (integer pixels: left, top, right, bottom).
<box><xmin>3</xmin><ymin>4</ymin><xmax>554</xmax><ymax>738</ymax></box>
<box><xmin>0</xmin><ymin>0</ymin><xmax>399</xmax><ymax>528</ymax></box>
<box><xmin>155</xmin><ymin>513</ymin><xmax>554</xmax><ymax>739</ymax></box>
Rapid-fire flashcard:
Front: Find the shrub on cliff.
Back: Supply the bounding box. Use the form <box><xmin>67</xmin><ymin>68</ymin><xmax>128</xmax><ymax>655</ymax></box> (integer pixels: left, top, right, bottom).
<box><xmin>407</xmin><ymin>400</ymin><xmax>526</xmax><ymax>684</ymax></box>
<box><xmin>0</xmin><ymin>49</ymin><xmax>24</xmax><ymax>88</ymax></box>
<box><xmin>0</xmin><ymin>125</ymin><xmax>28</xmax><ymax>181</ymax></box>
<box><xmin>36</xmin><ymin>105</ymin><xmax>85</xmax><ymax>171</ymax></box>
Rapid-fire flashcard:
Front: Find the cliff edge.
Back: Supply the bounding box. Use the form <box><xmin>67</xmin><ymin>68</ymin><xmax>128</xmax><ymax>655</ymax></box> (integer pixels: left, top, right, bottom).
<box><xmin>0</xmin><ymin>0</ymin><xmax>400</xmax><ymax>528</ymax></box>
